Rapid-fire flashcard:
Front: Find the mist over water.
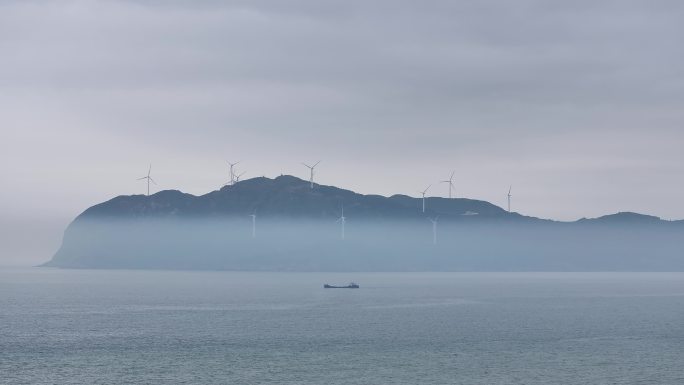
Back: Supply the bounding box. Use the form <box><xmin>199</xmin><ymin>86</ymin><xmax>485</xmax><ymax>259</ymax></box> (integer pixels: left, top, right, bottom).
<box><xmin>2</xmin><ymin>268</ymin><xmax>684</xmax><ymax>384</ymax></box>
<box><xmin>48</xmin><ymin>217</ymin><xmax>684</xmax><ymax>271</ymax></box>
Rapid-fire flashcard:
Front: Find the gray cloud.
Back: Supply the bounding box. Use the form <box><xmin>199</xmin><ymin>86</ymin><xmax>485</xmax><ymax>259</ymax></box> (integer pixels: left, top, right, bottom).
<box><xmin>1</xmin><ymin>0</ymin><xmax>684</xmax><ymax>264</ymax></box>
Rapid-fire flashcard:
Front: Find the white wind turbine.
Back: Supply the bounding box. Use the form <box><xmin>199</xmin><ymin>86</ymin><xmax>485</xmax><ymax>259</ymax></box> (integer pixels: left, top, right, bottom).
<box><xmin>235</xmin><ymin>171</ymin><xmax>246</xmax><ymax>183</ymax></box>
<box><xmin>419</xmin><ymin>185</ymin><xmax>431</xmax><ymax>213</ymax></box>
<box><xmin>429</xmin><ymin>216</ymin><xmax>439</xmax><ymax>245</ymax></box>
<box><xmin>336</xmin><ymin>204</ymin><xmax>346</xmax><ymax>240</ymax></box>
<box><xmin>507</xmin><ymin>186</ymin><xmax>512</xmax><ymax>212</ymax></box>
<box><xmin>441</xmin><ymin>171</ymin><xmax>456</xmax><ymax>199</ymax></box>
<box><xmin>137</xmin><ymin>164</ymin><xmax>156</xmax><ymax>196</ymax></box>
<box><xmin>302</xmin><ymin>161</ymin><xmax>320</xmax><ymax>189</ymax></box>
<box><xmin>249</xmin><ymin>210</ymin><xmax>256</xmax><ymax>239</ymax></box>
<box><xmin>227</xmin><ymin>161</ymin><xmax>240</xmax><ymax>185</ymax></box>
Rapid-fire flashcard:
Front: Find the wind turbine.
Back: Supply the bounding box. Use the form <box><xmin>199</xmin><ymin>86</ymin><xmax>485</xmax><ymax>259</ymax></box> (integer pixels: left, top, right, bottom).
<box><xmin>137</xmin><ymin>164</ymin><xmax>156</xmax><ymax>196</ymax></box>
<box><xmin>507</xmin><ymin>186</ymin><xmax>512</xmax><ymax>213</ymax></box>
<box><xmin>336</xmin><ymin>204</ymin><xmax>346</xmax><ymax>240</ymax></box>
<box><xmin>235</xmin><ymin>171</ymin><xmax>246</xmax><ymax>183</ymax></box>
<box><xmin>227</xmin><ymin>161</ymin><xmax>240</xmax><ymax>185</ymax></box>
<box><xmin>441</xmin><ymin>171</ymin><xmax>456</xmax><ymax>199</ymax></box>
<box><xmin>302</xmin><ymin>161</ymin><xmax>320</xmax><ymax>189</ymax></box>
<box><xmin>429</xmin><ymin>216</ymin><xmax>439</xmax><ymax>245</ymax></box>
<box><xmin>249</xmin><ymin>210</ymin><xmax>256</xmax><ymax>239</ymax></box>
<box><xmin>419</xmin><ymin>185</ymin><xmax>431</xmax><ymax>213</ymax></box>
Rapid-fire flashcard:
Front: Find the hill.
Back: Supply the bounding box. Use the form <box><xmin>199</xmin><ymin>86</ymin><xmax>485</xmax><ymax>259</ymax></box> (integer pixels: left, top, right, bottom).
<box><xmin>44</xmin><ymin>175</ymin><xmax>683</xmax><ymax>271</ymax></box>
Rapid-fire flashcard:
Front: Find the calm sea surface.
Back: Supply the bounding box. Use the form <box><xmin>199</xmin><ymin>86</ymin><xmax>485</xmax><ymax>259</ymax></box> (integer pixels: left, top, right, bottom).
<box><xmin>1</xmin><ymin>268</ymin><xmax>684</xmax><ymax>384</ymax></box>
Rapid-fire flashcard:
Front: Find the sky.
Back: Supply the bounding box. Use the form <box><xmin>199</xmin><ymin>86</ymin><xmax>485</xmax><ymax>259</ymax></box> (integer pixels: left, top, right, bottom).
<box><xmin>1</xmin><ymin>0</ymin><xmax>683</xmax><ymax>265</ymax></box>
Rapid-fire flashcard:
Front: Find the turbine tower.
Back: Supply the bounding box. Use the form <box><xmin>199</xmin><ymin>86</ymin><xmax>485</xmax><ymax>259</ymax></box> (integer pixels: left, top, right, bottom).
<box><xmin>507</xmin><ymin>186</ymin><xmax>512</xmax><ymax>213</ymax></box>
<box><xmin>249</xmin><ymin>210</ymin><xmax>256</xmax><ymax>239</ymax></box>
<box><xmin>419</xmin><ymin>185</ymin><xmax>431</xmax><ymax>213</ymax></box>
<box><xmin>137</xmin><ymin>164</ymin><xmax>156</xmax><ymax>196</ymax></box>
<box><xmin>429</xmin><ymin>216</ymin><xmax>439</xmax><ymax>245</ymax></box>
<box><xmin>336</xmin><ymin>204</ymin><xmax>346</xmax><ymax>240</ymax></box>
<box><xmin>301</xmin><ymin>161</ymin><xmax>320</xmax><ymax>189</ymax></box>
<box><xmin>227</xmin><ymin>161</ymin><xmax>240</xmax><ymax>185</ymax></box>
<box><xmin>441</xmin><ymin>171</ymin><xmax>456</xmax><ymax>198</ymax></box>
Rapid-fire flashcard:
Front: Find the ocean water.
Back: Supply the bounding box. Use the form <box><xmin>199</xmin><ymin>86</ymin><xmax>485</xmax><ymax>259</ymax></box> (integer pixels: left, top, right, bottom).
<box><xmin>1</xmin><ymin>269</ymin><xmax>684</xmax><ymax>384</ymax></box>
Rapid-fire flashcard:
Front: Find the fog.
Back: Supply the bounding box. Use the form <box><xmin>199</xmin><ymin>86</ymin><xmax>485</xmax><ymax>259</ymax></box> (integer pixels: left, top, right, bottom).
<box><xmin>47</xmin><ymin>217</ymin><xmax>684</xmax><ymax>271</ymax></box>
<box><xmin>3</xmin><ymin>1</ymin><xmax>684</xmax><ymax>267</ymax></box>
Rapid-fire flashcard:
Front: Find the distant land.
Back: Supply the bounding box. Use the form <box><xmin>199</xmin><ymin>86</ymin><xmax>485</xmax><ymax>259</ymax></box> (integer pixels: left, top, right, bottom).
<box><xmin>45</xmin><ymin>175</ymin><xmax>684</xmax><ymax>271</ymax></box>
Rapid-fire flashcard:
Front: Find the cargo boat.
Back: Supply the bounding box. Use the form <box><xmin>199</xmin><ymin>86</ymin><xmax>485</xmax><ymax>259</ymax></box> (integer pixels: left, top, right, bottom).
<box><xmin>324</xmin><ymin>282</ymin><xmax>359</xmax><ymax>289</ymax></box>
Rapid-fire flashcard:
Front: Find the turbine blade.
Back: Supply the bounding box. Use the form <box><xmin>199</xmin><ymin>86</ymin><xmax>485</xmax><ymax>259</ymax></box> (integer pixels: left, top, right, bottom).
<box><xmin>137</xmin><ymin>177</ymin><xmax>147</xmax><ymax>180</ymax></box>
<box><xmin>313</xmin><ymin>160</ymin><xmax>321</xmax><ymax>168</ymax></box>
<box><xmin>149</xmin><ymin>178</ymin><xmax>157</xmax><ymax>185</ymax></box>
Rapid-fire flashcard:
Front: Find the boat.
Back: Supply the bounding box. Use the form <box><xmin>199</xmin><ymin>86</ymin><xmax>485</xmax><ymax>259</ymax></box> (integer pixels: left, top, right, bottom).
<box><xmin>324</xmin><ymin>282</ymin><xmax>359</xmax><ymax>289</ymax></box>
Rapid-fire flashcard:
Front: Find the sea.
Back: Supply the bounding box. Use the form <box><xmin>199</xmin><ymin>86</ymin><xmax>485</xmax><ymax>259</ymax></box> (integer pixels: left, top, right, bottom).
<box><xmin>1</xmin><ymin>268</ymin><xmax>684</xmax><ymax>384</ymax></box>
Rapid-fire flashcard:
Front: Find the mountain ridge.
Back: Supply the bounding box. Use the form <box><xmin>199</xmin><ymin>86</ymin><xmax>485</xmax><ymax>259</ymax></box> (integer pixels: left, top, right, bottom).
<box><xmin>76</xmin><ymin>175</ymin><xmax>673</xmax><ymax>225</ymax></box>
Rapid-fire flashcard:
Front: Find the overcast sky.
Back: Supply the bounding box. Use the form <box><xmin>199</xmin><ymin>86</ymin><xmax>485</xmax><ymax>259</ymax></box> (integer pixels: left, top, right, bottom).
<box><xmin>1</xmin><ymin>0</ymin><xmax>683</xmax><ymax>264</ymax></box>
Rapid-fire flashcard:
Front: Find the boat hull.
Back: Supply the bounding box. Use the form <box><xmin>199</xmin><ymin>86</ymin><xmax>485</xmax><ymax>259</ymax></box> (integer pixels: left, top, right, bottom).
<box><xmin>324</xmin><ymin>284</ymin><xmax>359</xmax><ymax>289</ymax></box>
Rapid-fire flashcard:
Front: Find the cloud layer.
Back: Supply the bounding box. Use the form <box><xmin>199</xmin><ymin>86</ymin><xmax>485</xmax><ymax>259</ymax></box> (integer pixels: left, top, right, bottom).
<box><xmin>1</xmin><ymin>0</ymin><xmax>683</xmax><ymax>263</ymax></box>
